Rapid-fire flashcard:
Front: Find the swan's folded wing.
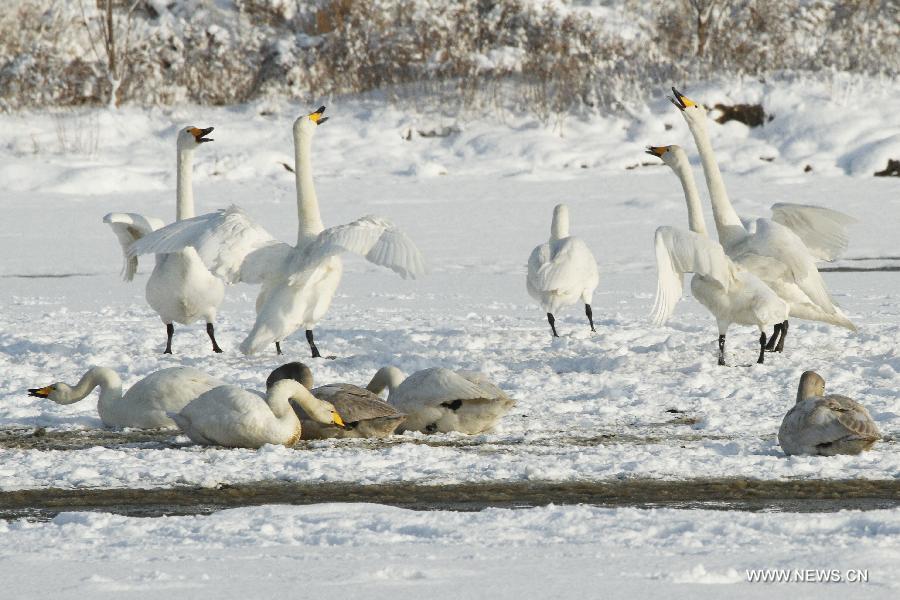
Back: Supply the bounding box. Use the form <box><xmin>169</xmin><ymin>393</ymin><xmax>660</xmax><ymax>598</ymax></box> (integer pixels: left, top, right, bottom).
<box><xmin>770</xmin><ymin>203</ymin><xmax>857</xmax><ymax>261</ymax></box>
<box><xmin>103</xmin><ymin>212</ymin><xmax>166</xmax><ymax>281</ymax></box>
<box><xmin>288</xmin><ymin>216</ymin><xmax>426</xmax><ymax>283</ymax></box>
<box><xmin>127</xmin><ymin>206</ymin><xmax>290</xmax><ymax>284</ymax></box>
<box><xmin>651</xmin><ymin>226</ymin><xmax>735</xmax><ymax>325</ymax></box>
<box><xmin>527</xmin><ymin>238</ymin><xmax>598</xmax><ymax>294</ymax></box>
<box><xmin>394</xmin><ymin>368</ymin><xmax>488</xmax><ymax>412</ymax></box>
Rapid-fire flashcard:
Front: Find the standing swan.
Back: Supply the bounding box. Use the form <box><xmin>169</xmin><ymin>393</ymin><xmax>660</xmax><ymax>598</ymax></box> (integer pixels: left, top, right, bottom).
<box><xmin>648</xmin><ymin>145</ymin><xmax>789</xmax><ymax>365</ymax></box>
<box><xmin>266</xmin><ymin>362</ymin><xmax>406</xmax><ymax>439</ymax></box>
<box><xmin>104</xmin><ymin>126</ymin><xmax>225</xmax><ymax>354</ymax></box>
<box><xmin>669</xmin><ymin>88</ymin><xmax>856</xmax><ymax>351</ymax></box>
<box><xmin>170</xmin><ymin>379</ymin><xmax>345</xmax><ymax>448</ymax></box>
<box><xmin>28</xmin><ymin>366</ymin><xmax>224</xmax><ymax>429</ymax></box>
<box><xmin>527</xmin><ymin>204</ymin><xmax>600</xmax><ymax>337</ymax></box>
<box><xmin>778</xmin><ymin>371</ymin><xmax>880</xmax><ymax>456</ymax></box>
<box><xmin>366</xmin><ymin>366</ymin><xmax>515</xmax><ymax>434</ymax></box>
<box><xmin>128</xmin><ymin>108</ymin><xmax>426</xmax><ymax>357</ymax></box>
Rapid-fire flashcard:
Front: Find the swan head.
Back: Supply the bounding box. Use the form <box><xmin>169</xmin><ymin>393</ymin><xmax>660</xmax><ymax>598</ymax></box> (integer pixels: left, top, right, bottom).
<box><xmin>177</xmin><ymin>126</ymin><xmax>214</xmax><ymax>149</ymax></box>
<box><xmin>293</xmin><ymin>106</ymin><xmax>329</xmax><ymax>138</ymax></box>
<box><xmin>28</xmin><ymin>383</ymin><xmax>72</xmax><ymax>403</ymax></box>
<box><xmin>796</xmin><ymin>371</ymin><xmax>826</xmax><ymax>403</ymax></box>
<box><xmin>266</xmin><ymin>362</ymin><xmax>314</xmax><ymax>390</ymax></box>
<box><xmin>668</xmin><ymin>87</ymin><xmax>706</xmax><ymax>123</ymax></box>
<box><xmin>646</xmin><ymin>144</ymin><xmax>690</xmax><ymax>171</ymax></box>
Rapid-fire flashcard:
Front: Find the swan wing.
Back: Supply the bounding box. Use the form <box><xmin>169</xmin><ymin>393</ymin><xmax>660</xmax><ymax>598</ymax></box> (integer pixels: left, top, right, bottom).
<box><xmin>392</xmin><ymin>368</ymin><xmax>488</xmax><ymax>412</ymax></box>
<box><xmin>287</xmin><ymin>216</ymin><xmax>426</xmax><ymax>283</ymax></box>
<box><xmin>103</xmin><ymin>212</ymin><xmax>166</xmax><ymax>281</ymax></box>
<box><xmin>526</xmin><ymin>237</ymin><xmax>599</xmax><ymax>295</ymax></box>
<box><xmin>770</xmin><ymin>203</ymin><xmax>856</xmax><ymax>262</ymax></box>
<box><xmin>127</xmin><ymin>206</ymin><xmax>291</xmax><ymax>284</ymax></box>
<box><xmin>825</xmin><ymin>395</ymin><xmax>881</xmax><ymax>440</ymax></box>
<box><xmin>650</xmin><ymin>226</ymin><xmax>735</xmax><ymax>325</ymax></box>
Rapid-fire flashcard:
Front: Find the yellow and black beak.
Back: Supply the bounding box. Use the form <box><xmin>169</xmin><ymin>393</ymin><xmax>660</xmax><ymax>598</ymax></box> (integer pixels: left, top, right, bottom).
<box><xmin>189</xmin><ymin>126</ymin><xmax>214</xmax><ymax>143</ymax></box>
<box><xmin>309</xmin><ymin>106</ymin><xmax>329</xmax><ymax>125</ymax></box>
<box><xmin>28</xmin><ymin>386</ymin><xmax>53</xmax><ymax>398</ymax></box>
<box><xmin>668</xmin><ymin>87</ymin><xmax>697</xmax><ymax>111</ymax></box>
<box><xmin>645</xmin><ymin>145</ymin><xmax>670</xmax><ymax>158</ymax></box>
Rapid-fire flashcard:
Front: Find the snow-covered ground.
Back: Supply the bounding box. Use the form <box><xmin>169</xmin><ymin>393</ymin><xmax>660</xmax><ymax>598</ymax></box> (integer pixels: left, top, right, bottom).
<box><xmin>1</xmin><ymin>77</ymin><xmax>898</xmax><ymax>595</ymax></box>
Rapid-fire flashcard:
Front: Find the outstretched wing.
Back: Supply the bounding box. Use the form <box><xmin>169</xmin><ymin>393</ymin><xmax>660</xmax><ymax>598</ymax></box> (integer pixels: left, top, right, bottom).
<box><xmin>127</xmin><ymin>206</ymin><xmax>292</xmax><ymax>284</ymax></box>
<box><xmin>650</xmin><ymin>226</ymin><xmax>736</xmax><ymax>325</ymax></box>
<box><xmin>770</xmin><ymin>203</ymin><xmax>856</xmax><ymax>261</ymax></box>
<box><xmin>287</xmin><ymin>215</ymin><xmax>426</xmax><ymax>284</ymax></box>
<box><xmin>103</xmin><ymin>212</ymin><xmax>165</xmax><ymax>281</ymax></box>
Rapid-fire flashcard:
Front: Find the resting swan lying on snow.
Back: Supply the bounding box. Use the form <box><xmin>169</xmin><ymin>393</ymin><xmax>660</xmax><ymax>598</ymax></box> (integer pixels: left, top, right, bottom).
<box><xmin>170</xmin><ymin>379</ymin><xmax>344</xmax><ymax>448</ymax></box>
<box><xmin>778</xmin><ymin>371</ymin><xmax>880</xmax><ymax>456</ymax></box>
<box><xmin>266</xmin><ymin>362</ymin><xmax>406</xmax><ymax>439</ymax></box>
<box><xmin>28</xmin><ymin>366</ymin><xmax>224</xmax><ymax>429</ymax></box>
<box><xmin>366</xmin><ymin>366</ymin><xmax>515</xmax><ymax>434</ymax></box>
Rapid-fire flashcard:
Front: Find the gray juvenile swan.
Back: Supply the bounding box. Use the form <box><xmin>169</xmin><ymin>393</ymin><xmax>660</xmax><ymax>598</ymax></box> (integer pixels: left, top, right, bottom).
<box><xmin>778</xmin><ymin>371</ymin><xmax>880</xmax><ymax>456</ymax></box>
<box><xmin>266</xmin><ymin>362</ymin><xmax>406</xmax><ymax>439</ymax></box>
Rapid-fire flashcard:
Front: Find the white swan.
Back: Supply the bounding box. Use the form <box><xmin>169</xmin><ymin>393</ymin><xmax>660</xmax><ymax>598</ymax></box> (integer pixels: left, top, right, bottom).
<box><xmin>170</xmin><ymin>379</ymin><xmax>344</xmax><ymax>448</ymax></box>
<box><xmin>648</xmin><ymin>145</ymin><xmax>789</xmax><ymax>365</ymax></box>
<box><xmin>28</xmin><ymin>366</ymin><xmax>224</xmax><ymax>429</ymax></box>
<box><xmin>778</xmin><ymin>371</ymin><xmax>880</xmax><ymax>456</ymax></box>
<box><xmin>527</xmin><ymin>203</ymin><xmax>600</xmax><ymax>337</ymax></box>
<box><xmin>104</xmin><ymin>126</ymin><xmax>225</xmax><ymax>354</ymax></box>
<box><xmin>128</xmin><ymin>107</ymin><xmax>426</xmax><ymax>357</ymax></box>
<box><xmin>266</xmin><ymin>362</ymin><xmax>406</xmax><ymax>439</ymax></box>
<box><xmin>366</xmin><ymin>366</ymin><xmax>515</xmax><ymax>434</ymax></box>
<box><xmin>670</xmin><ymin>88</ymin><xmax>857</xmax><ymax>351</ymax></box>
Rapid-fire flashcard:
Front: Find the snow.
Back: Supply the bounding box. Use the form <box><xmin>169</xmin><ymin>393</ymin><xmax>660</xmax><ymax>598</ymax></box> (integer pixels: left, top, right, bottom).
<box><xmin>2</xmin><ymin>503</ymin><xmax>899</xmax><ymax>598</ymax></box>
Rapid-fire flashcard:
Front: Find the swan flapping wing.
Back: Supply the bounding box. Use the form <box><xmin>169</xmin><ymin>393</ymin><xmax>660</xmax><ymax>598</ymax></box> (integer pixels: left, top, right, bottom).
<box><xmin>651</xmin><ymin>226</ymin><xmax>735</xmax><ymax>325</ymax></box>
<box><xmin>770</xmin><ymin>203</ymin><xmax>857</xmax><ymax>261</ymax></box>
<box><xmin>127</xmin><ymin>206</ymin><xmax>292</xmax><ymax>284</ymax></box>
<box><xmin>287</xmin><ymin>216</ymin><xmax>426</xmax><ymax>283</ymax></box>
<box><xmin>103</xmin><ymin>212</ymin><xmax>166</xmax><ymax>281</ymax></box>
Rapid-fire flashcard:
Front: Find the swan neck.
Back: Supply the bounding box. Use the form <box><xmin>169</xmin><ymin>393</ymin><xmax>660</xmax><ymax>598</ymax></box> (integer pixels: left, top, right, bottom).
<box><xmin>684</xmin><ymin>116</ymin><xmax>745</xmax><ymax>243</ymax></box>
<box><xmin>366</xmin><ymin>367</ymin><xmax>405</xmax><ymax>396</ymax></box>
<box><xmin>671</xmin><ymin>160</ymin><xmax>708</xmax><ymax>236</ymax></box>
<box><xmin>294</xmin><ymin>132</ymin><xmax>325</xmax><ymax>244</ymax></box>
<box><xmin>267</xmin><ymin>382</ymin><xmax>300</xmax><ymax>419</ymax></box>
<box><xmin>176</xmin><ymin>147</ymin><xmax>195</xmax><ymax>221</ymax></box>
<box><xmin>550</xmin><ymin>205</ymin><xmax>569</xmax><ymax>241</ymax></box>
<box><xmin>67</xmin><ymin>367</ymin><xmax>122</xmax><ymax>411</ymax></box>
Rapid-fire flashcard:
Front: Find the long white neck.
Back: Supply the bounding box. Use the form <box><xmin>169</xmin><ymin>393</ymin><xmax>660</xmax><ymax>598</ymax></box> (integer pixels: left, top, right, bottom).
<box><xmin>683</xmin><ymin>114</ymin><xmax>745</xmax><ymax>245</ymax></box>
<box><xmin>266</xmin><ymin>380</ymin><xmax>303</xmax><ymax>420</ymax></box>
<box><xmin>366</xmin><ymin>366</ymin><xmax>406</xmax><ymax>396</ymax></box>
<box><xmin>669</xmin><ymin>159</ymin><xmax>708</xmax><ymax>236</ymax></box>
<box><xmin>551</xmin><ymin>205</ymin><xmax>569</xmax><ymax>241</ymax></box>
<box><xmin>176</xmin><ymin>147</ymin><xmax>195</xmax><ymax>221</ymax></box>
<box><xmin>294</xmin><ymin>131</ymin><xmax>325</xmax><ymax>244</ymax></box>
<box><xmin>57</xmin><ymin>367</ymin><xmax>122</xmax><ymax>413</ymax></box>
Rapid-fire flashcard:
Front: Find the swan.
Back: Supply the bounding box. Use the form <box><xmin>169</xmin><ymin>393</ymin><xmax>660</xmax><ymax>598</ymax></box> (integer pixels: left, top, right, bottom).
<box><xmin>104</xmin><ymin>126</ymin><xmax>225</xmax><ymax>354</ymax></box>
<box><xmin>648</xmin><ymin>144</ymin><xmax>789</xmax><ymax>365</ymax></box>
<box><xmin>366</xmin><ymin>366</ymin><xmax>515</xmax><ymax>434</ymax></box>
<box><xmin>170</xmin><ymin>379</ymin><xmax>344</xmax><ymax>448</ymax></box>
<box><xmin>778</xmin><ymin>371</ymin><xmax>880</xmax><ymax>456</ymax></box>
<box><xmin>266</xmin><ymin>362</ymin><xmax>406</xmax><ymax>439</ymax></box>
<box><xmin>526</xmin><ymin>203</ymin><xmax>600</xmax><ymax>337</ymax></box>
<box><xmin>670</xmin><ymin>88</ymin><xmax>857</xmax><ymax>351</ymax></box>
<box><xmin>128</xmin><ymin>107</ymin><xmax>426</xmax><ymax>357</ymax></box>
<box><xmin>27</xmin><ymin>366</ymin><xmax>224</xmax><ymax>429</ymax></box>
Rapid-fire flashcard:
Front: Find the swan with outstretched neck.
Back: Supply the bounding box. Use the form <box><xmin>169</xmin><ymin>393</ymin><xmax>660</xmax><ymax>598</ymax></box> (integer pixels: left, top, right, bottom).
<box><xmin>526</xmin><ymin>203</ymin><xmax>600</xmax><ymax>337</ymax></box>
<box><xmin>28</xmin><ymin>366</ymin><xmax>224</xmax><ymax>429</ymax></box>
<box><xmin>669</xmin><ymin>88</ymin><xmax>856</xmax><ymax>351</ymax></box>
<box><xmin>104</xmin><ymin>126</ymin><xmax>225</xmax><ymax>354</ymax></box>
<box><xmin>170</xmin><ymin>379</ymin><xmax>345</xmax><ymax>448</ymax></box>
<box><xmin>647</xmin><ymin>145</ymin><xmax>788</xmax><ymax>365</ymax></box>
<box><xmin>128</xmin><ymin>107</ymin><xmax>426</xmax><ymax>357</ymax></box>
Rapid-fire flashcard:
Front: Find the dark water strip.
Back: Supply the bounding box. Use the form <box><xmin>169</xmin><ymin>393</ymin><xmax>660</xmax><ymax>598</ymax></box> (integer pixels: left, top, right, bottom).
<box><xmin>2</xmin><ymin>479</ymin><xmax>898</xmax><ymax>521</ymax></box>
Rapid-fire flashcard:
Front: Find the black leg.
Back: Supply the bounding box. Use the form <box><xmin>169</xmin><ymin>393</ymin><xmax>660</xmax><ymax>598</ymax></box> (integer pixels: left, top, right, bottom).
<box><xmin>757</xmin><ymin>331</ymin><xmax>766</xmax><ymax>364</ymax></box>
<box><xmin>164</xmin><ymin>323</ymin><xmax>174</xmax><ymax>354</ymax></box>
<box><xmin>547</xmin><ymin>313</ymin><xmax>559</xmax><ymax>337</ymax></box>
<box><xmin>206</xmin><ymin>323</ymin><xmax>223</xmax><ymax>353</ymax></box>
<box><xmin>774</xmin><ymin>320</ymin><xmax>789</xmax><ymax>352</ymax></box>
<box><xmin>306</xmin><ymin>329</ymin><xmax>322</xmax><ymax>358</ymax></box>
<box><xmin>275</xmin><ymin>341</ymin><xmax>283</xmax><ymax>356</ymax></box>
<box><xmin>585</xmin><ymin>304</ymin><xmax>596</xmax><ymax>332</ymax></box>
<box><xmin>717</xmin><ymin>334</ymin><xmax>726</xmax><ymax>366</ymax></box>
<box><xmin>764</xmin><ymin>323</ymin><xmax>781</xmax><ymax>351</ymax></box>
